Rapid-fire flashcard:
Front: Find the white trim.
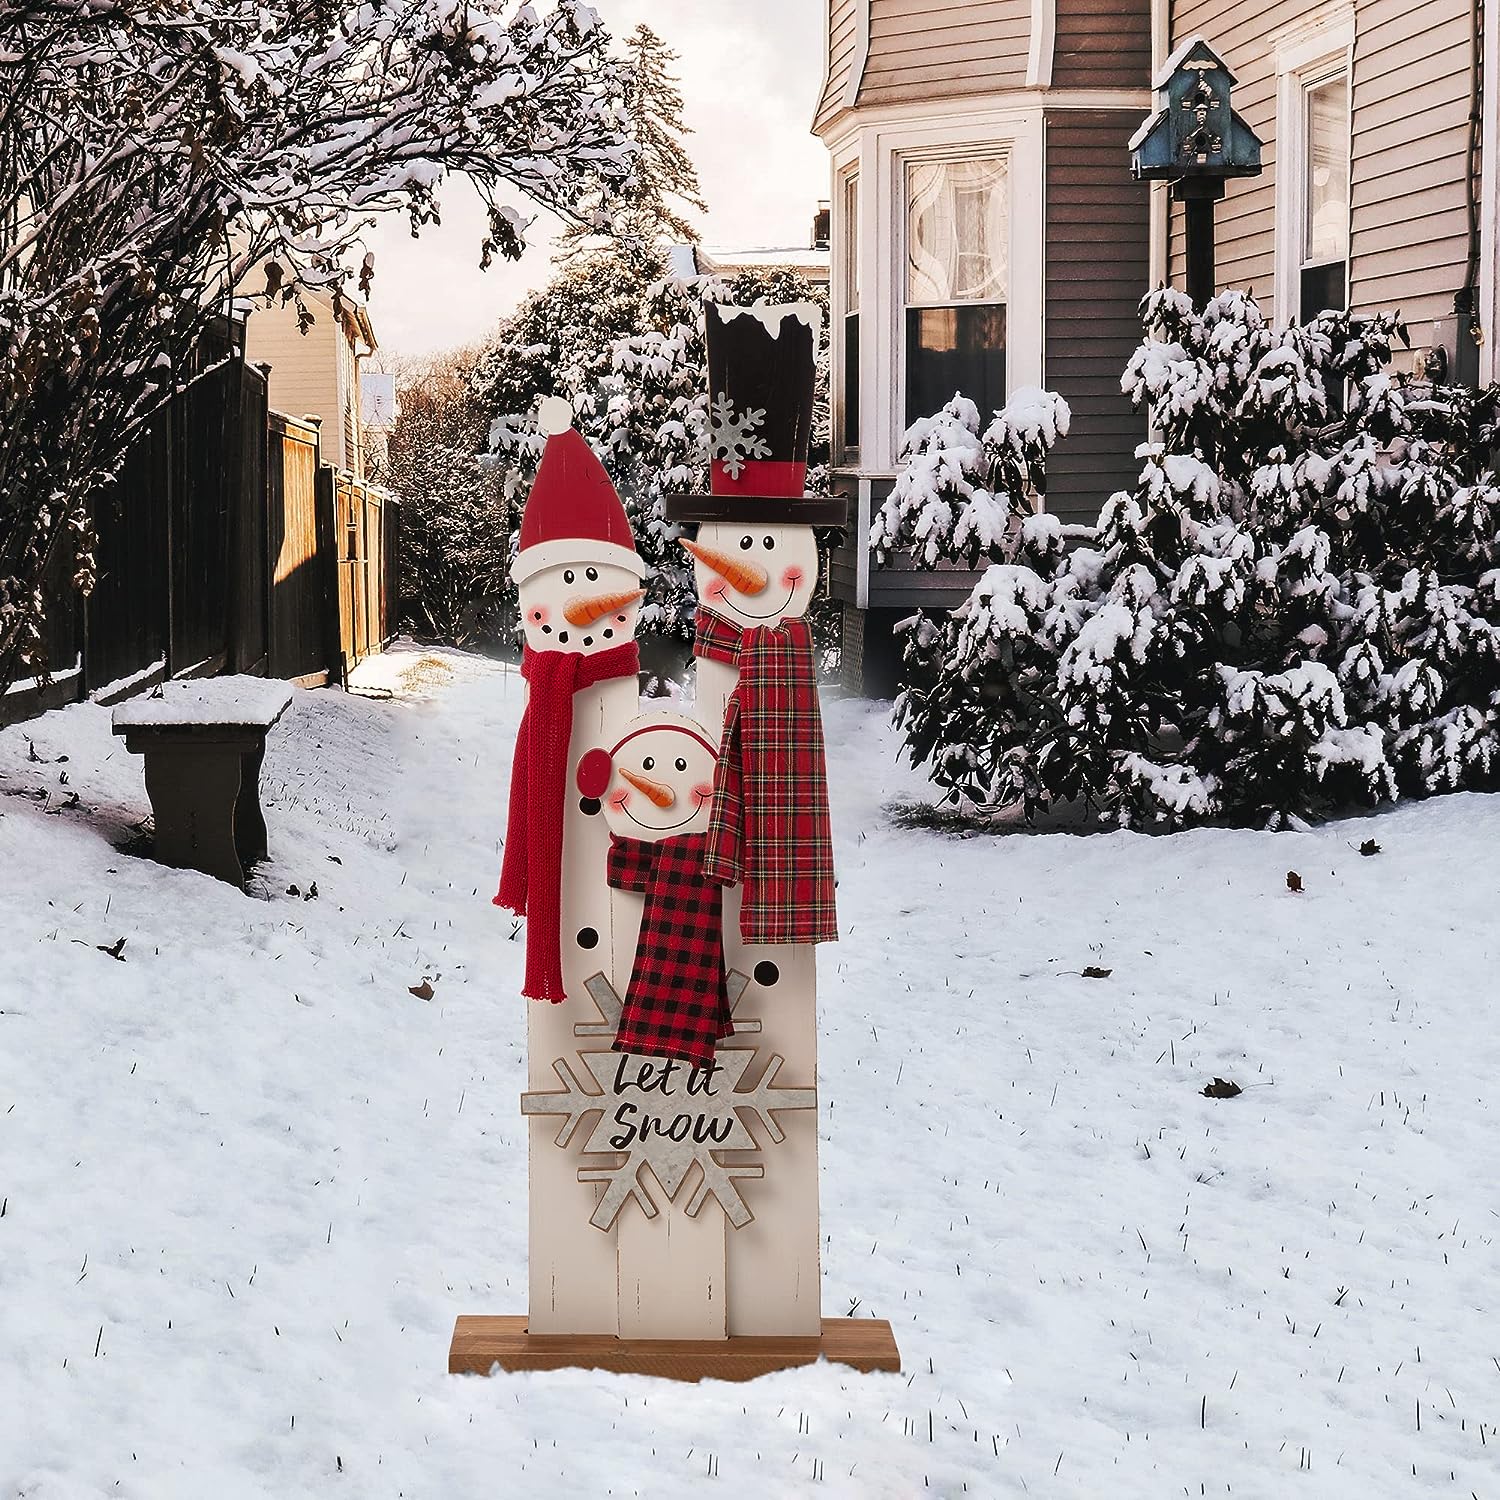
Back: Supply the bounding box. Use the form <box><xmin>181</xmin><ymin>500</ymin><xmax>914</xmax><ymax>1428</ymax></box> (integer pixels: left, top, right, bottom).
<box><xmin>1480</xmin><ymin>0</ymin><xmax>1499</xmax><ymax>383</ymax></box>
<box><xmin>1026</xmin><ymin>0</ymin><xmax>1056</xmax><ymax>89</ymax></box>
<box><xmin>842</xmin><ymin>0</ymin><xmax>870</xmax><ymax>110</ymax></box>
<box><xmin>855</xmin><ymin>479</ymin><xmax>872</xmax><ymax>610</ymax></box>
<box><xmin>1272</xmin><ymin>8</ymin><xmax>1355</xmax><ymax>325</ymax></box>
<box><xmin>1149</xmin><ymin>0</ymin><xmax>1169</xmax><ymax>77</ymax></box>
<box><xmin>512</xmin><ymin>539</ymin><xmax>644</xmax><ymax>585</ymax></box>
<box><xmin>1148</xmin><ymin>180</ymin><xmax>1169</xmax><ymax>288</ymax></box>
<box><xmin>817</xmin><ymin>89</ymin><xmax>1150</xmax><ymax>148</ymax></box>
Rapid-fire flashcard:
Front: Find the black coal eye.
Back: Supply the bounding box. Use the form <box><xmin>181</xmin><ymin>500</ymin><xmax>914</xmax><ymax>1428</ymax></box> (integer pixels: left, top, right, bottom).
<box><xmin>763</xmin><ymin>536</ymin><xmax>775</xmax><ymax>550</ymax></box>
<box><xmin>563</xmin><ymin>569</ymin><xmax>575</xmax><ymax>584</ymax></box>
<box><xmin>674</xmin><ymin>757</ymin><xmax>687</xmax><ymax>772</ymax></box>
<box><xmin>642</xmin><ymin>756</ymin><xmax>654</xmax><ymax>771</ymax></box>
<box><xmin>586</xmin><ymin>567</ymin><xmax>598</xmax><ymax>582</ymax></box>
<box><xmin>739</xmin><ymin>535</ymin><xmax>753</xmax><ymax>550</ymax></box>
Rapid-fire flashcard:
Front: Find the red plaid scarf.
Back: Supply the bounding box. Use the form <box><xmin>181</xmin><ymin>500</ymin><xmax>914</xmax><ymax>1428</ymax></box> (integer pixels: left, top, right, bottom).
<box><xmin>695</xmin><ymin>606</ymin><xmax>838</xmax><ymax>945</ymax></box>
<box><xmin>607</xmin><ymin>832</ymin><xmax>732</xmax><ymax>1066</ymax></box>
<box><xmin>495</xmin><ymin>640</ymin><xmax>640</xmax><ymax>1002</ymax></box>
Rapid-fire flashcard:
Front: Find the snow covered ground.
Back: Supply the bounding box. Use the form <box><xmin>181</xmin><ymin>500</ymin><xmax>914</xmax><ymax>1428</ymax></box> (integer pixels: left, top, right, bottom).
<box><xmin>2</xmin><ymin>642</ymin><xmax>1498</xmax><ymax>1499</ymax></box>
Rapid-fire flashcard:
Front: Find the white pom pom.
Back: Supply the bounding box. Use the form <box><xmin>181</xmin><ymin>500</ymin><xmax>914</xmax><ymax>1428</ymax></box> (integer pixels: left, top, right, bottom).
<box><xmin>537</xmin><ymin>395</ymin><xmax>574</xmax><ymax>437</ymax></box>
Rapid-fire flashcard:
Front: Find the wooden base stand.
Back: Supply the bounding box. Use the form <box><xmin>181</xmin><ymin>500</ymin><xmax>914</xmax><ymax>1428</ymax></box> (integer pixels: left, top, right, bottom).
<box><xmin>448</xmin><ymin>1316</ymin><xmax>901</xmax><ymax>1382</ymax></box>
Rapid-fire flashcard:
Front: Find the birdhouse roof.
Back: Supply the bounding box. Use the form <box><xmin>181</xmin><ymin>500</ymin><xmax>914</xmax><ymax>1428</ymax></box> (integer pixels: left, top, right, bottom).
<box><xmin>1153</xmin><ymin>34</ymin><xmax>1238</xmax><ymax>90</ymax></box>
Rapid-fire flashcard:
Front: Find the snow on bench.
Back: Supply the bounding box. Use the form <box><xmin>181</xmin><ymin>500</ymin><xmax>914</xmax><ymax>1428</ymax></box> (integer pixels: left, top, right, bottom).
<box><xmin>111</xmin><ymin>676</ymin><xmax>294</xmax><ymax>732</ymax></box>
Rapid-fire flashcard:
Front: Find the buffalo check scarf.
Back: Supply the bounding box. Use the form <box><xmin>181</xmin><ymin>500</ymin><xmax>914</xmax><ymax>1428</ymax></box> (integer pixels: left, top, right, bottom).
<box><xmin>495</xmin><ymin>640</ymin><xmax>640</xmax><ymax>1003</ymax></box>
<box><xmin>694</xmin><ymin>606</ymin><xmax>838</xmax><ymax>945</ymax></box>
<box><xmin>607</xmin><ymin>832</ymin><xmax>733</xmax><ymax>1066</ymax></box>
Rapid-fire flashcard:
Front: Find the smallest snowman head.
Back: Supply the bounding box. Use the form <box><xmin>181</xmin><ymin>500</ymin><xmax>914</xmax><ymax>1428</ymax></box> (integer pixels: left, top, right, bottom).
<box><xmin>578</xmin><ymin>714</ymin><xmax>720</xmax><ymax>843</ymax></box>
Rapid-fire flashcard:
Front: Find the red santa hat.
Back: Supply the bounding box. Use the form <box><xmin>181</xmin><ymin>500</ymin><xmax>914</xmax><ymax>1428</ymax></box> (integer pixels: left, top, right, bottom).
<box><xmin>512</xmin><ymin>397</ymin><xmax>644</xmax><ymax>586</ymax></box>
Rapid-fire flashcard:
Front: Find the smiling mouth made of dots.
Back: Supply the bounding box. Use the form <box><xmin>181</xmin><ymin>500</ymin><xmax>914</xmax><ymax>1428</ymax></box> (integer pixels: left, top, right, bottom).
<box><xmin>534</xmin><ymin>608</ymin><xmax>635</xmax><ymax>647</ymax></box>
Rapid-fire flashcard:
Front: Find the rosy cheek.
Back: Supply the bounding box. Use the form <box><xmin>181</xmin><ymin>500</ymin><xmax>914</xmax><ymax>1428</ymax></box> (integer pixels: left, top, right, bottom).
<box><xmin>691</xmin><ymin>782</ymin><xmax>714</xmax><ymax>803</ymax></box>
<box><xmin>530</xmin><ymin>606</ymin><xmax>549</xmax><ymax>624</ymax></box>
<box><xmin>705</xmin><ymin>578</ymin><xmax>728</xmax><ymax>600</ymax></box>
<box><xmin>781</xmin><ymin>567</ymin><xmax>804</xmax><ymax>590</ymax></box>
<box><xmin>608</xmin><ymin>788</ymin><xmax>630</xmax><ymax>812</ymax></box>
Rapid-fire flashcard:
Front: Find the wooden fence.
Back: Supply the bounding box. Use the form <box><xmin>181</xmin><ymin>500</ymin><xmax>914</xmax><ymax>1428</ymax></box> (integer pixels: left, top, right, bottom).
<box><xmin>1</xmin><ymin>345</ymin><xmax>399</xmax><ymax>726</ymax></box>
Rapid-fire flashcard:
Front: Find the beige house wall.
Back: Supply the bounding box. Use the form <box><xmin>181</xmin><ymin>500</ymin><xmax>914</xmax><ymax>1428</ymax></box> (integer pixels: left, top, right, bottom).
<box><xmin>859</xmin><ymin>0</ymin><xmax>1033</xmax><ymax>103</ymax></box>
<box><xmin>244</xmin><ymin>296</ymin><xmax>363</xmax><ymax>476</ymax></box>
<box><xmin>1166</xmin><ymin>0</ymin><xmax>1476</xmax><ymax>345</ymax></box>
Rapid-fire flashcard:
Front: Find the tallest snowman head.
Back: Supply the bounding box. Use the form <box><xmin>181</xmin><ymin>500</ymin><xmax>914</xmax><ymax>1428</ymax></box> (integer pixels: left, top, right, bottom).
<box><xmin>665</xmin><ymin>302</ymin><xmax>848</xmax><ymax>628</ymax></box>
<box><xmin>513</xmin><ymin>397</ymin><xmax>645</xmax><ymax>655</ymax></box>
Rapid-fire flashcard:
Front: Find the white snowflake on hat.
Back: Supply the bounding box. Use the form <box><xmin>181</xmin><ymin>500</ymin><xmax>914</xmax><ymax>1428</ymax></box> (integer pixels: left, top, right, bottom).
<box><xmin>514</xmin><ymin>397</ymin><xmax>646</xmax><ymax>656</ymax></box>
<box><xmin>707</xmin><ymin>393</ymin><xmax>771</xmax><ymax>481</ymax></box>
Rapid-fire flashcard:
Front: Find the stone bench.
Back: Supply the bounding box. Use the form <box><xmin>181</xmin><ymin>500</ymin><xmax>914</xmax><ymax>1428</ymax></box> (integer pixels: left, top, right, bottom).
<box><xmin>113</xmin><ymin>677</ymin><xmax>294</xmax><ymax>888</ymax></box>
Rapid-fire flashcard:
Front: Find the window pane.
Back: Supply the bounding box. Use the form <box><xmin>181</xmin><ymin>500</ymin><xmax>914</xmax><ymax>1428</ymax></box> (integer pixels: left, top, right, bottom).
<box><xmin>905</xmin><ymin>304</ymin><xmax>1006</xmax><ymax>425</ymax></box>
<box><xmin>1305</xmin><ymin>76</ymin><xmax>1349</xmax><ymax>266</ymax></box>
<box><xmin>844</xmin><ymin>174</ymin><xmax>860</xmax><ymax>311</ymax></box>
<box><xmin>1300</xmin><ymin>260</ymin><xmax>1346</xmax><ymax>323</ymax></box>
<box><xmin>906</xmin><ymin>158</ymin><xmax>1008</xmax><ymax>305</ymax></box>
<box><xmin>843</xmin><ymin>313</ymin><xmax>860</xmax><ymax>449</ymax></box>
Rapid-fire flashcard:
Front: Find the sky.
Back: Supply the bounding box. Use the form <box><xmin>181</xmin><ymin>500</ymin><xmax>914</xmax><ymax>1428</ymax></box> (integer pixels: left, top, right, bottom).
<box><xmin>364</xmin><ymin>0</ymin><xmax>830</xmax><ymax>360</ymax></box>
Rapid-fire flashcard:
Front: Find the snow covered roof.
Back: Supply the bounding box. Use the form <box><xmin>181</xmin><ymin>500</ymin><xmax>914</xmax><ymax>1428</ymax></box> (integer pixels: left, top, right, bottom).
<box><xmin>112</xmin><ymin>676</ymin><xmax>294</xmax><ymax>731</ymax></box>
<box><xmin>1153</xmin><ymin>34</ymin><xmax>1236</xmax><ymax>90</ymax></box>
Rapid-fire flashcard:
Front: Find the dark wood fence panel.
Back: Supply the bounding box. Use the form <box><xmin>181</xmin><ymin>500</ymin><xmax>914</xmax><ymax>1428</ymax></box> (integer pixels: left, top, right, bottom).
<box><xmin>268</xmin><ymin>413</ymin><xmax>335</xmax><ymax>685</ymax></box>
<box><xmin>232</xmin><ymin>363</ymin><xmax>270</xmax><ymax>674</ymax></box>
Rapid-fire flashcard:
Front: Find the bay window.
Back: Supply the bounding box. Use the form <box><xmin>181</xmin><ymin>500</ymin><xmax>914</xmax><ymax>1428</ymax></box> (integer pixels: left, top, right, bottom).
<box><xmin>841</xmin><ymin>171</ymin><xmax>861</xmax><ymax>455</ymax></box>
<box><xmin>1299</xmin><ymin>73</ymin><xmax>1350</xmax><ymax>321</ymax></box>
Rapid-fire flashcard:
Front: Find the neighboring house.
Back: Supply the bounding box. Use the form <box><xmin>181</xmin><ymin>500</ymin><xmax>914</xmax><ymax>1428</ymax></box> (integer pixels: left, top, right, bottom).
<box><xmin>671</xmin><ymin>206</ymin><xmax>834</xmax><ymax>285</ymax></box>
<box><xmin>360</xmin><ymin>369</ymin><xmax>399</xmax><ymax>479</ymax></box>
<box><xmin>244</xmin><ymin>292</ymin><xmax>377</xmax><ymax>480</ymax></box>
<box><xmin>813</xmin><ymin>0</ymin><xmax>1155</xmax><ymax>693</ymax></box>
<box><xmin>815</xmin><ymin>0</ymin><xmax>1500</xmax><ymax>695</ymax></box>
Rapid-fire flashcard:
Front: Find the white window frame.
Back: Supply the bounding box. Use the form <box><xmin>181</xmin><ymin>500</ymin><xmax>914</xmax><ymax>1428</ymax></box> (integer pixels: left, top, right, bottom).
<box><xmin>1273</xmin><ymin>9</ymin><xmax>1355</xmax><ymax>326</ymax></box>
<box><xmin>835</xmin><ymin>166</ymin><xmax>861</xmax><ymax>462</ymax></box>
<box><xmin>1479</xmin><ymin>0</ymin><xmax>1499</xmax><ymax>382</ymax></box>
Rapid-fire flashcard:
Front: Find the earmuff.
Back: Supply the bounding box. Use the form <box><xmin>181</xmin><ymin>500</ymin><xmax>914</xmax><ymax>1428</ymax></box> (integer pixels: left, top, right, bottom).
<box><xmin>575</xmin><ymin>723</ymin><xmax>719</xmax><ymax>800</ymax></box>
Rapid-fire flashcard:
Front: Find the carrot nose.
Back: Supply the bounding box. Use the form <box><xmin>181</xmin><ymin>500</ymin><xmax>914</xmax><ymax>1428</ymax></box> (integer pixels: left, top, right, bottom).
<box><xmin>680</xmin><ymin>538</ymin><xmax>768</xmax><ymax>596</ymax></box>
<box><xmin>618</xmin><ymin>768</ymin><xmax>676</xmax><ymax>808</ymax></box>
<box><xmin>563</xmin><ymin>588</ymin><xmax>645</xmax><ymax>628</ymax></box>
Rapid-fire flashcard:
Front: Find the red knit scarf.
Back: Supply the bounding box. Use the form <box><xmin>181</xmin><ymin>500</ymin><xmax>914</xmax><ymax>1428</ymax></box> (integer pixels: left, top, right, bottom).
<box><xmin>496</xmin><ymin>640</ymin><xmax>640</xmax><ymax>1001</ymax></box>
<box><xmin>694</xmin><ymin>607</ymin><xmax>838</xmax><ymax>945</ymax></box>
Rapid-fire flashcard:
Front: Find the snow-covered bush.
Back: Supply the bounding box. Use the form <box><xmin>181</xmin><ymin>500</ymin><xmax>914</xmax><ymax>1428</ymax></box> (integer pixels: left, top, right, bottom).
<box><xmin>880</xmin><ymin>288</ymin><xmax>1500</xmax><ymax>828</ymax></box>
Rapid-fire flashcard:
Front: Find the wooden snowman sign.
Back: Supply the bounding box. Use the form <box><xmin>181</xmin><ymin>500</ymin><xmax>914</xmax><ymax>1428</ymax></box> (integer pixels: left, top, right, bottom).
<box><xmin>450</xmin><ymin>314</ymin><xmax>899</xmax><ymax>1380</ymax></box>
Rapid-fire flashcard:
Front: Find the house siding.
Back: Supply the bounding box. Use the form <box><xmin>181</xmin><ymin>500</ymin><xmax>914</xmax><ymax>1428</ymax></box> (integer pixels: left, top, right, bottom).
<box><xmin>1052</xmin><ymin>0</ymin><xmax>1153</xmax><ymax>89</ymax></box>
<box><xmin>245</xmin><ymin>299</ymin><xmax>347</xmax><ymax>469</ymax></box>
<box><xmin>815</xmin><ymin>0</ymin><xmax>862</xmax><ymax>132</ymax></box>
<box><xmin>1045</xmin><ymin>110</ymin><xmax>1152</xmax><ymax>526</ymax></box>
<box><xmin>1349</xmin><ymin>0</ymin><xmax>1474</xmax><ymax>330</ymax></box>
<box><xmin>856</xmin><ymin>0</ymin><xmax>1032</xmax><ymax>104</ymax></box>
<box><xmin>1166</xmin><ymin>0</ymin><xmax>1477</xmax><ymax>331</ymax></box>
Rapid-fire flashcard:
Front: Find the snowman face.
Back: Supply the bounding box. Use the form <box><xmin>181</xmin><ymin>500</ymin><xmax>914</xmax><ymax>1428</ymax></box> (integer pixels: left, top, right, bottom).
<box><xmin>600</xmin><ymin>717</ymin><xmax>718</xmax><ymax>843</ymax></box>
<box><xmin>689</xmin><ymin>522</ymin><xmax>819</xmax><ymax>628</ymax></box>
<box><xmin>518</xmin><ymin>559</ymin><xmax>644</xmax><ymax>655</ymax></box>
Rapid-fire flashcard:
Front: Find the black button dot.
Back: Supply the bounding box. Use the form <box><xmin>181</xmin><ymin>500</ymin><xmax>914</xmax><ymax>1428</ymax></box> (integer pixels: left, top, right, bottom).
<box><xmin>753</xmin><ymin>960</ymin><xmax>780</xmax><ymax>987</ymax></box>
<box><xmin>579</xmin><ymin>796</ymin><xmax>601</xmax><ymax>816</ymax></box>
<box><xmin>577</xmin><ymin>927</ymin><xmax>599</xmax><ymax>949</ymax></box>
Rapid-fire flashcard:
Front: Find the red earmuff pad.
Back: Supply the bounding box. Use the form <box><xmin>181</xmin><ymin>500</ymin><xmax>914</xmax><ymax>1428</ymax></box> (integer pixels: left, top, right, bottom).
<box><xmin>576</xmin><ymin>748</ymin><xmax>613</xmax><ymax>799</ymax></box>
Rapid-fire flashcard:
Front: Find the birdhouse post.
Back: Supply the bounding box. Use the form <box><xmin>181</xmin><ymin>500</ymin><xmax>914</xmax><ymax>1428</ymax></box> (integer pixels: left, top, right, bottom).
<box><xmin>1130</xmin><ymin>36</ymin><xmax>1264</xmax><ymax>309</ymax></box>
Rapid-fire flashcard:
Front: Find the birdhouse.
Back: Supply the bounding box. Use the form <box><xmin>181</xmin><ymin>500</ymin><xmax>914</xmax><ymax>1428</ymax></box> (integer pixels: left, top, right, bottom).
<box><xmin>1130</xmin><ymin>36</ymin><xmax>1263</xmax><ymax>183</ymax></box>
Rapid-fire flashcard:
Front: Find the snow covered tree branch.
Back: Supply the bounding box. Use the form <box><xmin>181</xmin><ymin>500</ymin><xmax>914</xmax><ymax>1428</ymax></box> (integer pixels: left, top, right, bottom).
<box><xmin>0</xmin><ymin>0</ymin><xmax>635</xmax><ymax>685</ymax></box>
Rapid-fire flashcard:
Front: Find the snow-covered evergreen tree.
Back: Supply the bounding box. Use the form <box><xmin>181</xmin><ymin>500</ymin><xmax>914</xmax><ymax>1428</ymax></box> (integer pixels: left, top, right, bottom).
<box><xmin>0</xmin><ymin>0</ymin><xmax>635</xmax><ymax>689</ymax></box>
<box><xmin>561</xmin><ymin>23</ymin><xmax>706</xmax><ymax>256</ymax></box>
<box><xmin>879</xmin><ymin>288</ymin><xmax>1500</xmax><ymax>828</ymax></box>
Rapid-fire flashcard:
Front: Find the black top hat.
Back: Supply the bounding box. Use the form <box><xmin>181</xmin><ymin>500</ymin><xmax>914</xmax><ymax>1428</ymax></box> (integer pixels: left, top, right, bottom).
<box><xmin>664</xmin><ymin>301</ymin><xmax>849</xmax><ymax>526</ymax></box>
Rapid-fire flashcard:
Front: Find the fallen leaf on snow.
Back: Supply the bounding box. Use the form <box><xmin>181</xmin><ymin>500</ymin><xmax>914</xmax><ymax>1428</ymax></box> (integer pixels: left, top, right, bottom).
<box><xmin>1082</xmin><ymin>966</ymin><xmax>1113</xmax><ymax>980</ymax></box>
<box><xmin>409</xmin><ymin>980</ymin><xmax>435</xmax><ymax>1001</ymax></box>
<box><xmin>1202</xmin><ymin>1077</ymin><xmax>1242</xmax><ymax>1099</ymax></box>
<box><xmin>1286</xmin><ymin>871</ymin><xmax>1303</xmax><ymax>892</ymax></box>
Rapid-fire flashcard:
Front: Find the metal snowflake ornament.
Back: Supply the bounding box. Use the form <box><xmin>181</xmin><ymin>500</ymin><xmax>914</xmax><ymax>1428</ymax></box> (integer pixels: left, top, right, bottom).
<box><xmin>707</xmin><ymin>392</ymin><xmax>771</xmax><ymax>479</ymax></box>
<box><xmin>522</xmin><ymin>973</ymin><xmax>815</xmax><ymax>1231</ymax></box>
